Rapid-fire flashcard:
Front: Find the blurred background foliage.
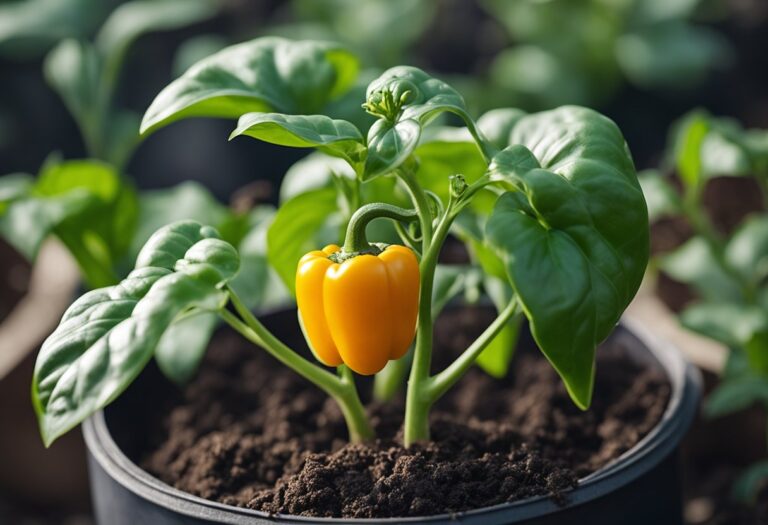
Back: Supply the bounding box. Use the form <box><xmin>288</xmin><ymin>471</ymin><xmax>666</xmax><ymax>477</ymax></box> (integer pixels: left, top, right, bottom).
<box><xmin>1</xmin><ymin>0</ymin><xmax>768</xmax><ymax>523</ymax></box>
<box><xmin>1</xmin><ymin>0</ymin><xmax>767</xmax><ymax>201</ymax></box>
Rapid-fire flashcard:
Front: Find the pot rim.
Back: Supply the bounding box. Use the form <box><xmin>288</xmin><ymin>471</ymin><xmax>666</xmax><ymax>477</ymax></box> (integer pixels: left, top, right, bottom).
<box><xmin>83</xmin><ymin>317</ymin><xmax>701</xmax><ymax>524</ymax></box>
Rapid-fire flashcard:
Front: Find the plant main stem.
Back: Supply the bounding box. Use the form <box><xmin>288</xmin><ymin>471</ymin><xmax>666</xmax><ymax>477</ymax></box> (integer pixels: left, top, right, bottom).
<box><xmin>222</xmin><ymin>290</ymin><xmax>373</xmax><ymax>443</ymax></box>
<box><xmin>403</xmin><ymin>192</ymin><xmax>456</xmax><ymax>445</ymax></box>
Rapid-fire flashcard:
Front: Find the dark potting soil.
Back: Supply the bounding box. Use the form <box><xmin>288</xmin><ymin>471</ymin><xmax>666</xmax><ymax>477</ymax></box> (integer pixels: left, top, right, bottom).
<box><xmin>138</xmin><ymin>307</ymin><xmax>670</xmax><ymax>519</ymax></box>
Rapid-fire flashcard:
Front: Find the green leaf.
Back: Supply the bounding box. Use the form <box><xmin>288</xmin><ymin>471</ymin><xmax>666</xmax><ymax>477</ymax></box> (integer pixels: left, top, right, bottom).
<box><xmin>155</xmin><ymin>311</ymin><xmax>218</xmax><ymax>385</ymax></box>
<box><xmin>415</xmin><ymin>132</ymin><xmax>489</xmax><ymax>206</ymax></box>
<box><xmin>671</xmin><ymin>110</ymin><xmax>710</xmax><ymax>189</ymax></box>
<box><xmin>95</xmin><ymin>0</ymin><xmax>218</xmax><ymax>68</ymax></box>
<box><xmin>638</xmin><ymin>169</ymin><xmax>682</xmax><ymax>222</ymax></box>
<box><xmin>267</xmin><ymin>187</ymin><xmax>340</xmax><ymax>295</ymax></box>
<box><xmin>365</xmin><ymin>66</ymin><xmax>472</xmax><ymax>127</ymax></box>
<box><xmin>32</xmin><ymin>220</ymin><xmax>239</xmax><ymax>445</ymax></box>
<box><xmin>681</xmin><ymin>302</ymin><xmax>768</xmax><ymax>348</ymax></box>
<box><xmin>229</xmin><ymin>206</ymin><xmax>288</xmax><ymax>310</ymax></box>
<box><xmin>0</xmin><ymin>160</ymin><xmax>121</xmax><ymax>261</ymax></box>
<box><xmin>486</xmin><ymin>144</ymin><xmax>540</xmax><ymax>182</ymax></box>
<box><xmin>140</xmin><ymin>37</ymin><xmax>359</xmax><ymax>135</ymax></box>
<box><xmin>705</xmin><ymin>375</ymin><xmax>768</xmax><ymax>418</ymax></box>
<box><xmin>733</xmin><ymin>460</ymin><xmax>768</xmax><ymax>504</ymax></box>
<box><xmin>700</xmin><ymin>129</ymin><xmax>751</xmax><ymax>178</ymax></box>
<box><xmin>231</xmin><ymin>113</ymin><xmax>365</xmax><ymax>168</ymax></box>
<box><xmin>745</xmin><ymin>331</ymin><xmax>768</xmax><ymax>376</ymax></box>
<box><xmin>130</xmin><ymin>181</ymin><xmax>229</xmax><ymax>262</ymax></box>
<box><xmin>364</xmin><ymin>118</ymin><xmax>421</xmax><ymax>179</ymax></box>
<box><xmin>485</xmin><ymin>106</ymin><xmax>648</xmax><ymax>409</ymax></box>
<box><xmin>44</xmin><ymin>39</ymin><xmax>101</xmax><ymax>141</ymax></box>
<box><xmin>476</xmin><ymin>276</ymin><xmax>522</xmax><ymax>378</ymax></box>
<box><xmin>476</xmin><ymin>108</ymin><xmax>527</xmax><ymax>151</ymax></box>
<box><xmin>431</xmin><ymin>264</ymin><xmax>474</xmax><ymax>317</ymax></box>
<box><xmin>279</xmin><ymin>152</ymin><xmax>355</xmax><ymax>202</ymax></box>
<box><xmin>0</xmin><ymin>0</ymin><xmax>106</xmax><ymax>59</ymax></box>
<box><xmin>725</xmin><ymin>216</ymin><xmax>768</xmax><ymax>286</ymax></box>
<box><xmin>660</xmin><ymin>236</ymin><xmax>743</xmax><ymax>303</ymax></box>
<box><xmin>616</xmin><ymin>23</ymin><xmax>730</xmax><ymax>91</ymax></box>
<box><xmin>362</xmin><ymin>66</ymin><xmax>487</xmax><ymax>177</ymax></box>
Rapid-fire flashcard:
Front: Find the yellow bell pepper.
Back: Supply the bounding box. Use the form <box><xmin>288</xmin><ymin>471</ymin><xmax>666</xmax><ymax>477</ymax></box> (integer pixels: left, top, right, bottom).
<box><xmin>296</xmin><ymin>243</ymin><xmax>419</xmax><ymax>375</ymax></box>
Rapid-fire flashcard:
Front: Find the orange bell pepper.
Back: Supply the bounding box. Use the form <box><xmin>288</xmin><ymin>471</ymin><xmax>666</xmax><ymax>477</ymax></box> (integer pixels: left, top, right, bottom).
<box><xmin>296</xmin><ymin>243</ymin><xmax>419</xmax><ymax>375</ymax></box>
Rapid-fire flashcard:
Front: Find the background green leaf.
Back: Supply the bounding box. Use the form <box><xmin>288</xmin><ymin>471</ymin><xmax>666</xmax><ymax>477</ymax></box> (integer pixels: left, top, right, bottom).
<box><xmin>267</xmin><ymin>187</ymin><xmax>340</xmax><ymax>295</ymax></box>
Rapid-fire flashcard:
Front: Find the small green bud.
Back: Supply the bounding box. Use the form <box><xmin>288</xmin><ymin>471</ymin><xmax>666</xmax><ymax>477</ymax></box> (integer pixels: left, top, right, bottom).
<box><xmin>449</xmin><ymin>174</ymin><xmax>468</xmax><ymax>198</ymax></box>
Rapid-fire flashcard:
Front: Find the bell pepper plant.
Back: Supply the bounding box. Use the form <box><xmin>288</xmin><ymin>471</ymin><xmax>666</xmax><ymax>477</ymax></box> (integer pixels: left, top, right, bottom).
<box><xmin>32</xmin><ymin>37</ymin><xmax>649</xmax><ymax>448</ymax></box>
<box><xmin>641</xmin><ymin>110</ymin><xmax>768</xmax><ymax>503</ymax></box>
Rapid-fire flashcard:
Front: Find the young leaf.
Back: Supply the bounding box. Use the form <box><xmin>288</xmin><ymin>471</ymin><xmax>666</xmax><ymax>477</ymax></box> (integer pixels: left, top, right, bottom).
<box><xmin>671</xmin><ymin>110</ymin><xmax>709</xmax><ymax>190</ymax></box>
<box><xmin>230</xmin><ymin>113</ymin><xmax>365</xmax><ymax>168</ymax></box>
<box><xmin>362</xmin><ymin>66</ymin><xmax>490</xmax><ymax>178</ymax></box>
<box><xmin>364</xmin><ymin>118</ymin><xmax>421</xmax><ymax>179</ymax></box>
<box><xmin>267</xmin><ymin>187</ymin><xmax>340</xmax><ymax>295</ymax></box>
<box><xmin>32</xmin><ymin>221</ymin><xmax>239</xmax><ymax>446</ymax></box>
<box><xmin>485</xmin><ymin>106</ymin><xmax>649</xmax><ymax>409</ymax></box>
<box><xmin>476</xmin><ymin>276</ymin><xmax>521</xmax><ymax>378</ymax></box>
<box><xmin>140</xmin><ymin>37</ymin><xmax>358</xmax><ymax>135</ymax></box>
<box><xmin>155</xmin><ymin>311</ymin><xmax>218</xmax><ymax>385</ymax></box>
<box><xmin>364</xmin><ymin>66</ymin><xmax>472</xmax><ymax>127</ymax></box>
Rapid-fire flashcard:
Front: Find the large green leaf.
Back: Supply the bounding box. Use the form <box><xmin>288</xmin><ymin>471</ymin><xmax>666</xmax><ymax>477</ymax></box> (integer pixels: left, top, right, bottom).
<box><xmin>230</xmin><ymin>113</ymin><xmax>365</xmax><ymax>168</ymax></box>
<box><xmin>485</xmin><ymin>106</ymin><xmax>648</xmax><ymax>409</ymax></box>
<box><xmin>476</xmin><ymin>108</ymin><xmax>527</xmax><ymax>151</ymax></box>
<box><xmin>32</xmin><ymin>221</ymin><xmax>239</xmax><ymax>446</ymax></box>
<box><xmin>140</xmin><ymin>37</ymin><xmax>358</xmax><ymax>135</ymax></box>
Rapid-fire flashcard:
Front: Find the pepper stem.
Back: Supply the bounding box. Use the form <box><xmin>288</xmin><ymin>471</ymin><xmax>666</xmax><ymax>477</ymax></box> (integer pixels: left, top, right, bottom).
<box><xmin>342</xmin><ymin>202</ymin><xmax>419</xmax><ymax>254</ymax></box>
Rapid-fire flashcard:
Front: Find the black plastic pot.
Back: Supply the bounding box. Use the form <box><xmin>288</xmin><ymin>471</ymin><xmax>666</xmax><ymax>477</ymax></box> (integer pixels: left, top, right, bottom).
<box><xmin>83</xmin><ymin>314</ymin><xmax>700</xmax><ymax>525</ymax></box>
